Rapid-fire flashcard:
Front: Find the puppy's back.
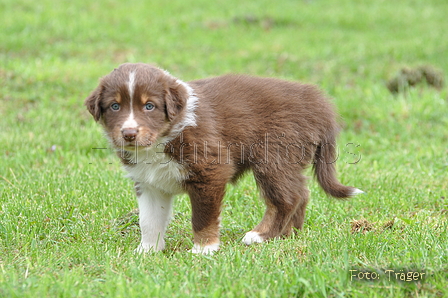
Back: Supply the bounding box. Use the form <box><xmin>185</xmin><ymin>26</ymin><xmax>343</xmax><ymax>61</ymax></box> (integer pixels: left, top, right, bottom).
<box><xmin>189</xmin><ymin>75</ymin><xmax>338</xmax><ymax>140</ymax></box>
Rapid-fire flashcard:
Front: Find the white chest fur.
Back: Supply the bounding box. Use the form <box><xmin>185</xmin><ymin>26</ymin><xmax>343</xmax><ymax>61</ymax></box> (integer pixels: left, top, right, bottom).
<box><xmin>122</xmin><ymin>145</ymin><xmax>187</xmax><ymax>195</ymax></box>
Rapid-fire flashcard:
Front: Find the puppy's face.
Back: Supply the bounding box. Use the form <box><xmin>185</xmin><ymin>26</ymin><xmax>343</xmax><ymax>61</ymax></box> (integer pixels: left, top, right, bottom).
<box><xmin>85</xmin><ymin>64</ymin><xmax>188</xmax><ymax>150</ymax></box>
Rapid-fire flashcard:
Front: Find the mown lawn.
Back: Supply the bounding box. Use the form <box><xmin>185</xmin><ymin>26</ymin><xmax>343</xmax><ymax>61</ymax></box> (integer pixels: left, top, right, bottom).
<box><xmin>1</xmin><ymin>0</ymin><xmax>447</xmax><ymax>297</ymax></box>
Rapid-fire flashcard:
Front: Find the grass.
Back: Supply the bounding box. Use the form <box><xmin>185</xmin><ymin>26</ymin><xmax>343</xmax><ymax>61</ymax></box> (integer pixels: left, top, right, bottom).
<box><xmin>1</xmin><ymin>0</ymin><xmax>447</xmax><ymax>296</ymax></box>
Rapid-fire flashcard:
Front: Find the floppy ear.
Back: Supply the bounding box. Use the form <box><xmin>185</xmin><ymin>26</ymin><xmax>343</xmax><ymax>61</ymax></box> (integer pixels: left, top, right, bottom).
<box><xmin>165</xmin><ymin>81</ymin><xmax>188</xmax><ymax>122</ymax></box>
<box><xmin>84</xmin><ymin>84</ymin><xmax>103</xmax><ymax>121</ymax></box>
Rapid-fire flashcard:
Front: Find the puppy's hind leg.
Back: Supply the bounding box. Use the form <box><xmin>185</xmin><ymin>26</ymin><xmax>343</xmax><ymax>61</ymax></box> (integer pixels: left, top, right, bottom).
<box><xmin>242</xmin><ymin>170</ymin><xmax>304</xmax><ymax>245</ymax></box>
<box><xmin>288</xmin><ymin>187</ymin><xmax>310</xmax><ymax>232</ymax></box>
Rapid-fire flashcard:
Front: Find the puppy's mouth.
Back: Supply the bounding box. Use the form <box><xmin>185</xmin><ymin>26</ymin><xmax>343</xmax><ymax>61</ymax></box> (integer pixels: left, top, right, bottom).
<box><xmin>120</xmin><ymin>140</ymin><xmax>155</xmax><ymax>150</ymax></box>
<box><xmin>112</xmin><ymin>135</ymin><xmax>158</xmax><ymax>151</ymax></box>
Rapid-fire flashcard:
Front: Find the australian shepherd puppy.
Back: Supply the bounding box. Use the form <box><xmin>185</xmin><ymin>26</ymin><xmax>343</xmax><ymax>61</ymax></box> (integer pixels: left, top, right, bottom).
<box><xmin>85</xmin><ymin>63</ymin><xmax>362</xmax><ymax>254</ymax></box>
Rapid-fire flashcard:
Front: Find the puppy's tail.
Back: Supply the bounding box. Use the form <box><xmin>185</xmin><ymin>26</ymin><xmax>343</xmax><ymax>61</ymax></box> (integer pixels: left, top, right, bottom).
<box><xmin>312</xmin><ymin>135</ymin><xmax>363</xmax><ymax>199</ymax></box>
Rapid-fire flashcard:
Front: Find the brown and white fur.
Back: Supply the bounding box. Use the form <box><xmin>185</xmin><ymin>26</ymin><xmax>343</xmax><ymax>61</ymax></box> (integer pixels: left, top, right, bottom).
<box><xmin>85</xmin><ymin>63</ymin><xmax>363</xmax><ymax>254</ymax></box>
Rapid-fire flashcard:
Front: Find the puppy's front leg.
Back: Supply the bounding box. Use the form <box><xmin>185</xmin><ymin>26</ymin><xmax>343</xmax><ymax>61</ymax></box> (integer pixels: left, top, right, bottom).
<box><xmin>134</xmin><ymin>183</ymin><xmax>174</xmax><ymax>253</ymax></box>
<box><xmin>187</xmin><ymin>182</ymin><xmax>225</xmax><ymax>255</ymax></box>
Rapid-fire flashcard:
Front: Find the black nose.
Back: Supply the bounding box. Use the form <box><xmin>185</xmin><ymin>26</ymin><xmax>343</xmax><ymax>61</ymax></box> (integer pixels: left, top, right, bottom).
<box><xmin>122</xmin><ymin>128</ymin><xmax>138</xmax><ymax>142</ymax></box>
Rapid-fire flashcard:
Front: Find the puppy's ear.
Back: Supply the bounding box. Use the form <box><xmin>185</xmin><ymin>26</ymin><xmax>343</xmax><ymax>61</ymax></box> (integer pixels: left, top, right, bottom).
<box><xmin>84</xmin><ymin>84</ymin><xmax>104</xmax><ymax>121</ymax></box>
<box><xmin>165</xmin><ymin>81</ymin><xmax>188</xmax><ymax>122</ymax></box>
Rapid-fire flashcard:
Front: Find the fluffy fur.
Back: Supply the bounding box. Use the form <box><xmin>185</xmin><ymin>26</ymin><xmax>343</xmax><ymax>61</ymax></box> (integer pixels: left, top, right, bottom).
<box><xmin>85</xmin><ymin>63</ymin><xmax>362</xmax><ymax>254</ymax></box>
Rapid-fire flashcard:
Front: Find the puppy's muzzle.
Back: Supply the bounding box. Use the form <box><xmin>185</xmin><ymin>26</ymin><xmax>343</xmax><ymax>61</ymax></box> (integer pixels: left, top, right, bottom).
<box><xmin>122</xmin><ymin>128</ymin><xmax>138</xmax><ymax>142</ymax></box>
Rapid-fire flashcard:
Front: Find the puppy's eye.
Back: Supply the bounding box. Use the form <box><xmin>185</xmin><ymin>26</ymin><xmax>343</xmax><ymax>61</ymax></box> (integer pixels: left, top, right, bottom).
<box><xmin>145</xmin><ymin>102</ymin><xmax>155</xmax><ymax>111</ymax></box>
<box><xmin>110</xmin><ymin>103</ymin><xmax>120</xmax><ymax>111</ymax></box>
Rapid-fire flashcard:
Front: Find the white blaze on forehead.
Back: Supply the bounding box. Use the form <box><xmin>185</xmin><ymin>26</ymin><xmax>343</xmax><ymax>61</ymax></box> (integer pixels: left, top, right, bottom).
<box><xmin>122</xmin><ymin>71</ymin><xmax>138</xmax><ymax>129</ymax></box>
<box><xmin>127</xmin><ymin>71</ymin><xmax>136</xmax><ymax>100</ymax></box>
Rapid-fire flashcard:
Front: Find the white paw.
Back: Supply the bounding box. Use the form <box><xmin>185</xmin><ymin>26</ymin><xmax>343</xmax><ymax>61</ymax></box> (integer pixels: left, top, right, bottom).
<box><xmin>134</xmin><ymin>241</ymin><xmax>165</xmax><ymax>254</ymax></box>
<box><xmin>191</xmin><ymin>243</ymin><xmax>220</xmax><ymax>255</ymax></box>
<box><xmin>242</xmin><ymin>231</ymin><xmax>264</xmax><ymax>245</ymax></box>
<box><xmin>350</xmin><ymin>188</ymin><xmax>365</xmax><ymax>197</ymax></box>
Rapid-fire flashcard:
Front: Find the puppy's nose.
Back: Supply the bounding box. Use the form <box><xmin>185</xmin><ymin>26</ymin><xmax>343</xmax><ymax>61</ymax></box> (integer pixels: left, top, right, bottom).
<box><xmin>122</xmin><ymin>128</ymin><xmax>138</xmax><ymax>142</ymax></box>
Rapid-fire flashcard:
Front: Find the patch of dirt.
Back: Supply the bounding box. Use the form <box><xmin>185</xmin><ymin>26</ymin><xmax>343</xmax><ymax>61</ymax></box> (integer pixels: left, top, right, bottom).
<box><xmin>386</xmin><ymin>65</ymin><xmax>444</xmax><ymax>94</ymax></box>
<box><xmin>381</xmin><ymin>219</ymin><xmax>395</xmax><ymax>230</ymax></box>
<box><xmin>350</xmin><ymin>218</ymin><xmax>374</xmax><ymax>233</ymax></box>
<box><xmin>350</xmin><ymin>218</ymin><xmax>397</xmax><ymax>234</ymax></box>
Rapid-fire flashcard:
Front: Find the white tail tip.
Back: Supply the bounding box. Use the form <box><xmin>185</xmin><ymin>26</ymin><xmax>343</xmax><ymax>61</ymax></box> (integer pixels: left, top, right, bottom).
<box><xmin>350</xmin><ymin>188</ymin><xmax>365</xmax><ymax>197</ymax></box>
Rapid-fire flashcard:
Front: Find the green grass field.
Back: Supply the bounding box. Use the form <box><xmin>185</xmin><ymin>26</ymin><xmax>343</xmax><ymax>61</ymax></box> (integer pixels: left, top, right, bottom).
<box><xmin>1</xmin><ymin>0</ymin><xmax>447</xmax><ymax>296</ymax></box>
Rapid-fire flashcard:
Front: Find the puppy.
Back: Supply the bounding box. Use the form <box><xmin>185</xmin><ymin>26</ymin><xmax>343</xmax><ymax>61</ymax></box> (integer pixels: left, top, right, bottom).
<box><xmin>85</xmin><ymin>63</ymin><xmax>362</xmax><ymax>254</ymax></box>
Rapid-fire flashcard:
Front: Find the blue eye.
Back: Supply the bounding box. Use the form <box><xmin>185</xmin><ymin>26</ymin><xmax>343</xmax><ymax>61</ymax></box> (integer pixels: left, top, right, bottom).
<box><xmin>110</xmin><ymin>103</ymin><xmax>120</xmax><ymax>111</ymax></box>
<box><xmin>145</xmin><ymin>102</ymin><xmax>155</xmax><ymax>111</ymax></box>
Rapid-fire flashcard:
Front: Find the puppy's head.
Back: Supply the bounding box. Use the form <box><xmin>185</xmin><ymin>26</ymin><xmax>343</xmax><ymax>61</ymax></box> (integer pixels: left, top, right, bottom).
<box><xmin>85</xmin><ymin>63</ymin><xmax>190</xmax><ymax>150</ymax></box>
